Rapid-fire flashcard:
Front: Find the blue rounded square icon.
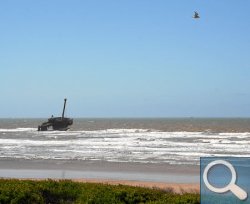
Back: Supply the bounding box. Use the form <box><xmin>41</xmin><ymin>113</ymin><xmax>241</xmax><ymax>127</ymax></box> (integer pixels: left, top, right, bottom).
<box><xmin>200</xmin><ymin>157</ymin><xmax>250</xmax><ymax>204</ymax></box>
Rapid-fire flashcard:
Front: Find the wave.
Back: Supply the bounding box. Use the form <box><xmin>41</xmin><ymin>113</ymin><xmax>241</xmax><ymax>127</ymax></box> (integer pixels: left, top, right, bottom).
<box><xmin>0</xmin><ymin>128</ymin><xmax>37</xmax><ymax>132</ymax></box>
<box><xmin>0</xmin><ymin>128</ymin><xmax>249</xmax><ymax>165</ymax></box>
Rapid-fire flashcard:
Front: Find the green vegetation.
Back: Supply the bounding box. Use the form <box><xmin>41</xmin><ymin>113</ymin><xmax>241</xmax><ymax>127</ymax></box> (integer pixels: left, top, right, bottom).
<box><xmin>0</xmin><ymin>179</ymin><xmax>199</xmax><ymax>204</ymax></box>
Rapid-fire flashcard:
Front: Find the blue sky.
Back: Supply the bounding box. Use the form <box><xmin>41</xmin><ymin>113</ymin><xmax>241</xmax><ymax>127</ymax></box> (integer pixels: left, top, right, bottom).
<box><xmin>0</xmin><ymin>0</ymin><xmax>250</xmax><ymax>117</ymax></box>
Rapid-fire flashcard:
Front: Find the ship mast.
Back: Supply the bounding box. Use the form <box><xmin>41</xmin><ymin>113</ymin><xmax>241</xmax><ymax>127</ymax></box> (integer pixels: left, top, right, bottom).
<box><xmin>62</xmin><ymin>98</ymin><xmax>67</xmax><ymax>118</ymax></box>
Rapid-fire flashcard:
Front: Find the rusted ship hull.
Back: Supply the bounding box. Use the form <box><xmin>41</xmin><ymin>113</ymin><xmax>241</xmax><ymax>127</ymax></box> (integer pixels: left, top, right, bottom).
<box><xmin>38</xmin><ymin>99</ymin><xmax>73</xmax><ymax>131</ymax></box>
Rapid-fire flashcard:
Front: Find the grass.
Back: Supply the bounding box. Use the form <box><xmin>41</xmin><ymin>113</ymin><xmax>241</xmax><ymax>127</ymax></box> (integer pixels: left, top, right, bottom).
<box><xmin>0</xmin><ymin>179</ymin><xmax>200</xmax><ymax>204</ymax></box>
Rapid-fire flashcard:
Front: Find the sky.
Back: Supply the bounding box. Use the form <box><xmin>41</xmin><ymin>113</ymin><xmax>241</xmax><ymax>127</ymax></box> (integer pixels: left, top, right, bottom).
<box><xmin>0</xmin><ymin>0</ymin><xmax>250</xmax><ymax>118</ymax></box>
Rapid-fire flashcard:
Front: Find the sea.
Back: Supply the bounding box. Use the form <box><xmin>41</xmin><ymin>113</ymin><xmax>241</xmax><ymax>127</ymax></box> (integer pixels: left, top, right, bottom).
<box><xmin>0</xmin><ymin>118</ymin><xmax>250</xmax><ymax>166</ymax></box>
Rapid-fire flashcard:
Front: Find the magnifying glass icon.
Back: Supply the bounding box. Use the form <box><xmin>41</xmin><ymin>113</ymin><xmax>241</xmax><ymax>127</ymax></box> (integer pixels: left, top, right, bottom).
<box><xmin>203</xmin><ymin>160</ymin><xmax>247</xmax><ymax>200</ymax></box>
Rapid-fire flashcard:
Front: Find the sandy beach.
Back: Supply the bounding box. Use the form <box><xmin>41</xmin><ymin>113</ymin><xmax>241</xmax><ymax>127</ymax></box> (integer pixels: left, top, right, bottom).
<box><xmin>0</xmin><ymin>159</ymin><xmax>200</xmax><ymax>193</ymax></box>
<box><xmin>72</xmin><ymin>178</ymin><xmax>200</xmax><ymax>193</ymax></box>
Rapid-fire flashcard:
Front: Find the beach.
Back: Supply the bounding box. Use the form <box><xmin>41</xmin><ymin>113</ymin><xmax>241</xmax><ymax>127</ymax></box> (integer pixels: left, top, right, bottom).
<box><xmin>0</xmin><ymin>159</ymin><xmax>199</xmax><ymax>192</ymax></box>
<box><xmin>72</xmin><ymin>179</ymin><xmax>200</xmax><ymax>194</ymax></box>
<box><xmin>0</xmin><ymin>160</ymin><xmax>200</xmax><ymax>195</ymax></box>
<box><xmin>1</xmin><ymin>118</ymin><xmax>249</xmax><ymax>194</ymax></box>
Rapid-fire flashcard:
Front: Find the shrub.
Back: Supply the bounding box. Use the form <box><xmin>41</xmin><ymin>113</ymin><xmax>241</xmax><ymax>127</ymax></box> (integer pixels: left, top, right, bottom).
<box><xmin>0</xmin><ymin>179</ymin><xmax>200</xmax><ymax>204</ymax></box>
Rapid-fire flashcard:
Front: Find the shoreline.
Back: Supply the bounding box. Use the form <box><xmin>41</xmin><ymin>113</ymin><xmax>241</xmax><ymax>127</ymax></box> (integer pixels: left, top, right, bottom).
<box><xmin>0</xmin><ymin>158</ymin><xmax>199</xmax><ymax>172</ymax></box>
<box><xmin>0</xmin><ymin>159</ymin><xmax>199</xmax><ymax>184</ymax></box>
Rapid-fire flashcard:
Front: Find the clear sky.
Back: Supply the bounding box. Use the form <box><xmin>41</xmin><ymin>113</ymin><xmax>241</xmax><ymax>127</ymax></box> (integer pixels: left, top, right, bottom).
<box><xmin>0</xmin><ymin>0</ymin><xmax>250</xmax><ymax>118</ymax></box>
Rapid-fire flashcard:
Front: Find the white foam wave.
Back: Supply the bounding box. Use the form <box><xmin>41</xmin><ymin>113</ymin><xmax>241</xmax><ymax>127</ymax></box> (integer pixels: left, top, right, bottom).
<box><xmin>0</xmin><ymin>128</ymin><xmax>37</xmax><ymax>132</ymax></box>
<box><xmin>0</xmin><ymin>129</ymin><xmax>250</xmax><ymax>165</ymax></box>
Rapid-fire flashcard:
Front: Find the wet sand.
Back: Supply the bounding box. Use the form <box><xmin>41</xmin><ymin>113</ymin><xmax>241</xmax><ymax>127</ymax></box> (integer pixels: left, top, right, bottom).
<box><xmin>0</xmin><ymin>159</ymin><xmax>199</xmax><ymax>184</ymax></box>
<box><xmin>0</xmin><ymin>159</ymin><xmax>200</xmax><ymax>193</ymax></box>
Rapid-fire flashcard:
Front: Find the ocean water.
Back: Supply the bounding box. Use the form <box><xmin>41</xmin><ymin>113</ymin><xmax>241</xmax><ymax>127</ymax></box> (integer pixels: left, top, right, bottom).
<box><xmin>0</xmin><ymin>118</ymin><xmax>250</xmax><ymax>165</ymax></box>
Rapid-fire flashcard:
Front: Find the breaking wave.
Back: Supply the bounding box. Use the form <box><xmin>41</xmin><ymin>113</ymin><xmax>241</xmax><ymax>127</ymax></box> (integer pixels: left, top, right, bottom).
<box><xmin>0</xmin><ymin>128</ymin><xmax>249</xmax><ymax>165</ymax></box>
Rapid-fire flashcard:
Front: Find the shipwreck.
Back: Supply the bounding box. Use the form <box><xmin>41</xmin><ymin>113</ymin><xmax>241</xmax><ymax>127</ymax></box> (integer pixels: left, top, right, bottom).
<box><xmin>38</xmin><ymin>98</ymin><xmax>73</xmax><ymax>131</ymax></box>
